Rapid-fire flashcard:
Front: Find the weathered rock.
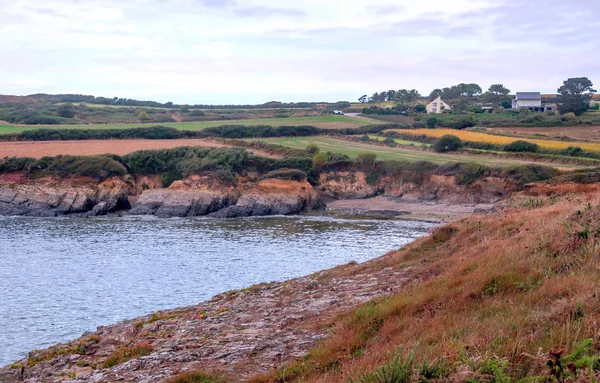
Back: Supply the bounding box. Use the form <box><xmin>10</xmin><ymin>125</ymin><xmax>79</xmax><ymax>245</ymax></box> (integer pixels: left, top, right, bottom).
<box><xmin>0</xmin><ymin>175</ymin><xmax>131</xmax><ymax>217</ymax></box>
<box><xmin>131</xmin><ymin>177</ymin><xmax>321</xmax><ymax>218</ymax></box>
<box><xmin>91</xmin><ymin>202</ymin><xmax>109</xmax><ymax>216</ymax></box>
<box><xmin>129</xmin><ymin>175</ymin><xmax>238</xmax><ymax>217</ymax></box>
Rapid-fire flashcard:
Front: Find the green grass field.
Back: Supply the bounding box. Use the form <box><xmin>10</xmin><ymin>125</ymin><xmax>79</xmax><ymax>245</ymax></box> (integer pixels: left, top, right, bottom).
<box><xmin>367</xmin><ymin>135</ymin><xmax>427</xmax><ymax>146</ymax></box>
<box><xmin>0</xmin><ymin>116</ymin><xmax>372</xmax><ymax>135</ymax></box>
<box><xmin>252</xmin><ymin>137</ymin><xmax>589</xmax><ymax>170</ymax></box>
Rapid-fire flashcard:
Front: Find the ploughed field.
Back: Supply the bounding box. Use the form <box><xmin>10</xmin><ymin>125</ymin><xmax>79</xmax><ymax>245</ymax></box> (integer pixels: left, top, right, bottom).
<box><xmin>0</xmin><ymin>139</ymin><xmax>234</xmax><ymax>158</ymax></box>
<box><xmin>485</xmin><ymin>125</ymin><xmax>600</xmax><ymax>142</ymax></box>
<box><xmin>0</xmin><ymin>115</ymin><xmax>372</xmax><ymax>135</ymax></box>
<box><xmin>251</xmin><ymin>136</ymin><xmax>590</xmax><ymax>170</ymax></box>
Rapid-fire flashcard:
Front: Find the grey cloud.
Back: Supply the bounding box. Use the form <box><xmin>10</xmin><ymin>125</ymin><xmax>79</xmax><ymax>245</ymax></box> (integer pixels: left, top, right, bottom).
<box><xmin>234</xmin><ymin>6</ymin><xmax>306</xmax><ymax>18</ymax></box>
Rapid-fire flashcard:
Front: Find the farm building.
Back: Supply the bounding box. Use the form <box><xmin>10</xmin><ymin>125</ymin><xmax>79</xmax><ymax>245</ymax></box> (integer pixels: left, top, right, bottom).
<box><xmin>426</xmin><ymin>96</ymin><xmax>450</xmax><ymax>114</ymax></box>
<box><xmin>512</xmin><ymin>92</ymin><xmax>556</xmax><ymax>112</ymax></box>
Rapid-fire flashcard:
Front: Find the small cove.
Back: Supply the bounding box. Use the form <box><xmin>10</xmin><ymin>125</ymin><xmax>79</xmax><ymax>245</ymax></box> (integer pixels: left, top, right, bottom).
<box><xmin>0</xmin><ymin>215</ymin><xmax>432</xmax><ymax>366</ymax></box>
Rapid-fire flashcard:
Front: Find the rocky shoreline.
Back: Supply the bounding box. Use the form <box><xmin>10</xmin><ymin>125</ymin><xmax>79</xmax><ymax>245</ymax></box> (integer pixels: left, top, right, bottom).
<box><xmin>0</xmin><ymin>169</ymin><xmax>528</xmax><ymax>220</ymax></box>
<box><xmin>0</xmin><ymin>174</ymin><xmax>323</xmax><ymax>219</ymax></box>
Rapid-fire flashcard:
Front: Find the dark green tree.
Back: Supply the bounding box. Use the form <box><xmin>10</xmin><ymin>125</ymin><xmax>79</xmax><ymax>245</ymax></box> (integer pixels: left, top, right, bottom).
<box><xmin>433</xmin><ymin>135</ymin><xmax>462</xmax><ymax>153</ymax></box>
<box><xmin>557</xmin><ymin>77</ymin><xmax>596</xmax><ymax>115</ymax></box>
<box><xmin>56</xmin><ymin>103</ymin><xmax>76</xmax><ymax>118</ymax></box>
<box><xmin>488</xmin><ymin>84</ymin><xmax>510</xmax><ymax>106</ymax></box>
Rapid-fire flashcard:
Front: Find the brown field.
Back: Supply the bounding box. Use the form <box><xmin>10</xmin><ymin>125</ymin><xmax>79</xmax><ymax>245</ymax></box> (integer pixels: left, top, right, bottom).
<box><xmin>487</xmin><ymin>126</ymin><xmax>600</xmax><ymax>142</ymax></box>
<box><xmin>0</xmin><ymin>139</ymin><xmax>233</xmax><ymax>158</ymax></box>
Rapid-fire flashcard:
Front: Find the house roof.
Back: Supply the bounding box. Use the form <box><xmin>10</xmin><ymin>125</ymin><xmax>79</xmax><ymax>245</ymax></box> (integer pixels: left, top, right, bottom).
<box><xmin>515</xmin><ymin>92</ymin><xmax>541</xmax><ymax>100</ymax></box>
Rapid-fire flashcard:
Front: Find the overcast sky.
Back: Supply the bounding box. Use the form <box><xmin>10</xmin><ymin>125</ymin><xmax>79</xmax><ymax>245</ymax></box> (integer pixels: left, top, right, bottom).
<box><xmin>1</xmin><ymin>0</ymin><xmax>598</xmax><ymax>104</ymax></box>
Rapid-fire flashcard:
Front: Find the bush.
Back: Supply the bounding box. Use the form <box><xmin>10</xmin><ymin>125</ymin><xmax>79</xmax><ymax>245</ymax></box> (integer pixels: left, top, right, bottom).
<box><xmin>0</xmin><ymin>157</ymin><xmax>36</xmax><ymax>173</ymax></box>
<box><xmin>150</xmin><ymin>115</ymin><xmax>176</xmax><ymax>123</ymax></box>
<box><xmin>504</xmin><ymin>164</ymin><xmax>558</xmax><ymax>185</ymax></box>
<box><xmin>312</xmin><ymin>153</ymin><xmax>328</xmax><ymax>170</ymax></box>
<box><xmin>414</xmin><ymin>104</ymin><xmax>426</xmax><ymax>113</ymax></box>
<box><xmin>305</xmin><ymin>144</ymin><xmax>320</xmax><ymax>155</ymax></box>
<box><xmin>28</xmin><ymin>155</ymin><xmax>128</xmax><ymax>180</ymax></box>
<box><xmin>562</xmin><ymin>146</ymin><xmax>584</xmax><ymax>157</ymax></box>
<box><xmin>357</xmin><ymin>152</ymin><xmax>377</xmax><ymax>168</ymax></box>
<box><xmin>412</xmin><ymin>122</ymin><xmax>426</xmax><ymax>128</ymax></box>
<box><xmin>562</xmin><ymin>112</ymin><xmax>577</xmax><ymax>121</ymax></box>
<box><xmin>56</xmin><ymin>104</ymin><xmax>76</xmax><ymax>118</ymax></box>
<box><xmin>504</xmin><ymin>140</ymin><xmax>539</xmax><ymax>153</ymax></box>
<box><xmin>21</xmin><ymin>114</ymin><xmax>61</xmax><ymax>125</ymax></box>
<box><xmin>436</xmin><ymin>162</ymin><xmax>489</xmax><ymax>185</ymax></box>
<box><xmin>189</xmin><ymin>110</ymin><xmax>206</xmax><ymax>117</ymax></box>
<box><xmin>433</xmin><ymin>135</ymin><xmax>462</xmax><ymax>153</ymax></box>
<box><xmin>426</xmin><ymin>117</ymin><xmax>437</xmax><ymax>128</ymax></box>
<box><xmin>138</xmin><ymin>111</ymin><xmax>150</xmax><ymax>121</ymax></box>
<box><xmin>12</xmin><ymin>126</ymin><xmax>187</xmax><ymax>141</ymax></box>
<box><xmin>382</xmin><ymin>137</ymin><xmax>397</xmax><ymax>147</ymax></box>
<box><xmin>450</xmin><ymin>116</ymin><xmax>475</xmax><ymax>129</ymax></box>
<box><xmin>265</xmin><ymin>168</ymin><xmax>307</xmax><ymax>182</ymax></box>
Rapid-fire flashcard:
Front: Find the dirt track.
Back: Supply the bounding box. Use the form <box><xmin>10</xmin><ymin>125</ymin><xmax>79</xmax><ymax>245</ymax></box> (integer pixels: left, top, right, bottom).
<box><xmin>0</xmin><ymin>139</ymin><xmax>236</xmax><ymax>158</ymax></box>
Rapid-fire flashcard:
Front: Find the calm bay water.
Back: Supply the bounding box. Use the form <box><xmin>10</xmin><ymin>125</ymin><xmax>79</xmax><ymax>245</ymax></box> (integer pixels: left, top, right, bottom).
<box><xmin>0</xmin><ymin>215</ymin><xmax>432</xmax><ymax>366</ymax></box>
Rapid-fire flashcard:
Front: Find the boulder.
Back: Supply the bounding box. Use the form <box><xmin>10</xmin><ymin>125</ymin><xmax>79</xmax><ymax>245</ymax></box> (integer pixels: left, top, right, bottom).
<box><xmin>91</xmin><ymin>202</ymin><xmax>109</xmax><ymax>216</ymax></box>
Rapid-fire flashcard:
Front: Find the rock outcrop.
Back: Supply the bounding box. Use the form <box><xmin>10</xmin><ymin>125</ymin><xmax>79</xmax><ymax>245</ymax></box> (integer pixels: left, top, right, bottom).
<box><xmin>129</xmin><ymin>176</ymin><xmax>321</xmax><ymax>218</ymax></box>
<box><xmin>129</xmin><ymin>175</ymin><xmax>239</xmax><ymax>218</ymax></box>
<box><xmin>0</xmin><ymin>175</ymin><xmax>131</xmax><ymax>217</ymax></box>
<box><xmin>319</xmin><ymin>171</ymin><xmax>519</xmax><ymax>204</ymax></box>
<box><xmin>209</xmin><ymin>178</ymin><xmax>320</xmax><ymax>218</ymax></box>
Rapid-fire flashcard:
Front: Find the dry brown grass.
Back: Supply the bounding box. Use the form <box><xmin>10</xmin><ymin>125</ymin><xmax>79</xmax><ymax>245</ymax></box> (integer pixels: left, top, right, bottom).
<box><xmin>251</xmin><ymin>193</ymin><xmax>600</xmax><ymax>382</ymax></box>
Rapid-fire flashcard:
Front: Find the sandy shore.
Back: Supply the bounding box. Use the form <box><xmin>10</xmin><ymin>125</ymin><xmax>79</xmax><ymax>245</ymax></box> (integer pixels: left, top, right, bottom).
<box><xmin>326</xmin><ymin>196</ymin><xmax>494</xmax><ymax>221</ymax></box>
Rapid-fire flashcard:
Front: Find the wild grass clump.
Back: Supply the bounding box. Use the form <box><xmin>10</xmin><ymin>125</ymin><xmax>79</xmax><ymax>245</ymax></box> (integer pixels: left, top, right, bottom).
<box><xmin>168</xmin><ymin>371</ymin><xmax>231</xmax><ymax>383</ymax></box>
<box><xmin>103</xmin><ymin>342</ymin><xmax>153</xmax><ymax>368</ymax></box>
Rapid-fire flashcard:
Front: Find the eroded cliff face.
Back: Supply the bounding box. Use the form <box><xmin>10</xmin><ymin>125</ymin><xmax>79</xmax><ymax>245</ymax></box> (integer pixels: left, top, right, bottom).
<box><xmin>318</xmin><ymin>171</ymin><xmax>521</xmax><ymax>204</ymax></box>
<box><xmin>0</xmin><ymin>169</ymin><xmax>540</xmax><ymax>218</ymax></box>
<box><xmin>0</xmin><ymin>174</ymin><xmax>131</xmax><ymax>217</ymax></box>
<box><xmin>130</xmin><ymin>176</ymin><xmax>321</xmax><ymax>218</ymax></box>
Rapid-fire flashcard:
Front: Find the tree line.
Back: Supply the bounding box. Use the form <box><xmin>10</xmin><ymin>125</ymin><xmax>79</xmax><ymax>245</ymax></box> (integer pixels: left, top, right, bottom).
<box><xmin>358</xmin><ymin>77</ymin><xmax>596</xmax><ymax>115</ymax></box>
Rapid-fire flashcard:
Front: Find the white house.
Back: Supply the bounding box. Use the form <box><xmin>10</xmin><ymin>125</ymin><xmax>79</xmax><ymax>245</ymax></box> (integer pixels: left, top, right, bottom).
<box><xmin>512</xmin><ymin>92</ymin><xmax>556</xmax><ymax>112</ymax></box>
<box><xmin>512</xmin><ymin>92</ymin><xmax>542</xmax><ymax>109</ymax></box>
<box><xmin>426</xmin><ymin>96</ymin><xmax>450</xmax><ymax>114</ymax></box>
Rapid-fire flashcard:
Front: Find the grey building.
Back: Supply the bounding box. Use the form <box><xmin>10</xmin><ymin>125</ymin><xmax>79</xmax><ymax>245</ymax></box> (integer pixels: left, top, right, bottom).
<box><xmin>512</xmin><ymin>92</ymin><xmax>556</xmax><ymax>112</ymax></box>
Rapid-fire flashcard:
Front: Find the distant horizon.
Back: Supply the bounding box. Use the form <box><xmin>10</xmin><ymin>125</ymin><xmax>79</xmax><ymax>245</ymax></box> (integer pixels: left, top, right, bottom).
<box><xmin>0</xmin><ymin>87</ymin><xmax>581</xmax><ymax>106</ymax></box>
<box><xmin>2</xmin><ymin>0</ymin><xmax>598</xmax><ymax>105</ymax></box>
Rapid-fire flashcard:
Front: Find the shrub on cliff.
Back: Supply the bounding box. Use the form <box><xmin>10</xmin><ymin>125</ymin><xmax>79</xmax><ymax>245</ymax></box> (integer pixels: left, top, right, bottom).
<box><xmin>27</xmin><ymin>155</ymin><xmax>127</xmax><ymax>180</ymax></box>
<box><xmin>265</xmin><ymin>169</ymin><xmax>307</xmax><ymax>182</ymax></box>
<box><xmin>0</xmin><ymin>157</ymin><xmax>36</xmax><ymax>173</ymax></box>
<box><xmin>503</xmin><ymin>164</ymin><xmax>558</xmax><ymax>185</ymax></box>
<box><xmin>436</xmin><ymin>162</ymin><xmax>489</xmax><ymax>185</ymax></box>
<box><xmin>433</xmin><ymin>134</ymin><xmax>462</xmax><ymax>153</ymax></box>
<box><xmin>357</xmin><ymin>152</ymin><xmax>377</xmax><ymax>169</ymax></box>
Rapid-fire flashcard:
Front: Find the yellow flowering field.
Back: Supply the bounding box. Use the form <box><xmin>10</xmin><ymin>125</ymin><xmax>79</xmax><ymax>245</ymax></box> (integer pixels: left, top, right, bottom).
<box><xmin>387</xmin><ymin>129</ymin><xmax>600</xmax><ymax>152</ymax></box>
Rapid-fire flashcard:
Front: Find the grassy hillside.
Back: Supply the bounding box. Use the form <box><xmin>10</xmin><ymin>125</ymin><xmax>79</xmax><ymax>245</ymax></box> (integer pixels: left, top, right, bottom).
<box><xmin>0</xmin><ymin>116</ymin><xmax>371</xmax><ymax>135</ymax></box>
<box><xmin>249</xmin><ymin>192</ymin><xmax>600</xmax><ymax>383</ymax></box>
